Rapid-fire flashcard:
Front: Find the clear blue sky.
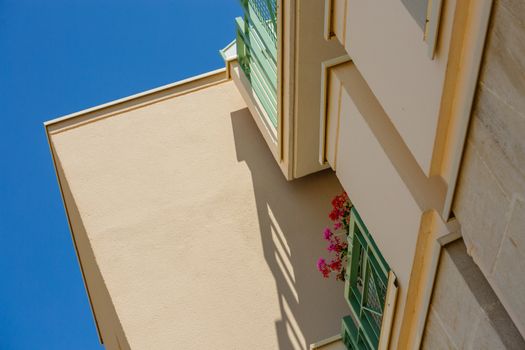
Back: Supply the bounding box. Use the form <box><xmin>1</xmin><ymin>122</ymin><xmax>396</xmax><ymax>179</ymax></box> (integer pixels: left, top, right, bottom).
<box><xmin>0</xmin><ymin>1</ymin><xmax>240</xmax><ymax>348</ymax></box>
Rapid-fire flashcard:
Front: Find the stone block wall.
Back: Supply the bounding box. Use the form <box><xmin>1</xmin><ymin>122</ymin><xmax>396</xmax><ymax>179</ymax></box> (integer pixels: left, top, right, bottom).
<box><xmin>452</xmin><ymin>0</ymin><xmax>525</xmax><ymax>336</ymax></box>
<box><xmin>422</xmin><ymin>240</ymin><xmax>524</xmax><ymax>349</ymax></box>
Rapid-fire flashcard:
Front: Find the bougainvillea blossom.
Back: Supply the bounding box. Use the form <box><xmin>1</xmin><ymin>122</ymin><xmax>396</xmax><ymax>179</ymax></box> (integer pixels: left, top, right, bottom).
<box><xmin>317</xmin><ymin>191</ymin><xmax>351</xmax><ymax>281</ymax></box>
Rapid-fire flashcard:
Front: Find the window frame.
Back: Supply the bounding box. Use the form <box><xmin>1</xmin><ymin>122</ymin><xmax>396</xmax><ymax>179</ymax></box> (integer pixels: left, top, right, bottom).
<box><xmin>342</xmin><ymin>207</ymin><xmax>398</xmax><ymax>350</ymax></box>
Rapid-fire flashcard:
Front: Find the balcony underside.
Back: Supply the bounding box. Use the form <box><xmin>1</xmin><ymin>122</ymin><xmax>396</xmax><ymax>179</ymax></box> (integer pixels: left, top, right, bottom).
<box><xmin>234</xmin><ymin>0</ymin><xmax>346</xmax><ymax>180</ymax></box>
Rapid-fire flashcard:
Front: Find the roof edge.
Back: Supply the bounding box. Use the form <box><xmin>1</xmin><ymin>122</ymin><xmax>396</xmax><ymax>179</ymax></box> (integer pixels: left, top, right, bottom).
<box><xmin>44</xmin><ymin>67</ymin><xmax>227</xmax><ymax>128</ymax></box>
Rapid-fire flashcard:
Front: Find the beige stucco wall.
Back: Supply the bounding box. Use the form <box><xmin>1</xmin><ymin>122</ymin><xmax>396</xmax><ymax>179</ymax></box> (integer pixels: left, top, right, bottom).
<box><xmin>331</xmin><ymin>0</ymin><xmax>457</xmax><ymax>175</ymax></box>
<box><xmin>48</xmin><ymin>79</ymin><xmax>350</xmax><ymax>349</ymax></box>
<box><xmin>53</xmin><ymin>154</ymin><xmax>130</xmax><ymax>350</ymax></box>
<box><xmin>453</xmin><ymin>0</ymin><xmax>525</xmax><ymax>337</ymax></box>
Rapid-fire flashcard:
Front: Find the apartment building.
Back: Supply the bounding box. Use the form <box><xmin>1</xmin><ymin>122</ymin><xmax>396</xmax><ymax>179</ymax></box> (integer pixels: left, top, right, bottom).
<box><xmin>46</xmin><ymin>0</ymin><xmax>524</xmax><ymax>349</ymax></box>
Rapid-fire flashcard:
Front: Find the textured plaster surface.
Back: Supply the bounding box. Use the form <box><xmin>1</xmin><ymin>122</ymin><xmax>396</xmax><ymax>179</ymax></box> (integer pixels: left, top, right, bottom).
<box><xmin>50</xmin><ymin>81</ymin><xmax>349</xmax><ymax>350</ymax></box>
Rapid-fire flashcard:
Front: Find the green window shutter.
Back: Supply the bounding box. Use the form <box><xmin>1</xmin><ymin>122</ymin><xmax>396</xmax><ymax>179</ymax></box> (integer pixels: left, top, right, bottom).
<box><xmin>236</xmin><ymin>0</ymin><xmax>278</xmax><ymax>128</ymax></box>
<box><xmin>342</xmin><ymin>207</ymin><xmax>397</xmax><ymax>350</ymax></box>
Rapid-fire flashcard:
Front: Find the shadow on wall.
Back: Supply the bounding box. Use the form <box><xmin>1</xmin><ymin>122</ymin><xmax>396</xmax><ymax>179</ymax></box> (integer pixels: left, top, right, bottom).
<box><xmin>230</xmin><ymin>108</ymin><xmax>349</xmax><ymax>349</ymax></box>
<box><xmin>53</xmin><ymin>154</ymin><xmax>131</xmax><ymax>350</ymax></box>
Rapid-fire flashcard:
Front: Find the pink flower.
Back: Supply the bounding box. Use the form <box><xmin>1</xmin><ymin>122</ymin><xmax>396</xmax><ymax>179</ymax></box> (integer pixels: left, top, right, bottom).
<box><xmin>317</xmin><ymin>258</ymin><xmax>331</xmax><ymax>278</ymax></box>
<box><xmin>318</xmin><ymin>191</ymin><xmax>350</xmax><ymax>282</ymax></box>
<box><xmin>323</xmin><ymin>228</ymin><xmax>332</xmax><ymax>240</ymax></box>
<box><xmin>317</xmin><ymin>258</ymin><xmax>326</xmax><ymax>269</ymax></box>
<box><xmin>327</xmin><ymin>236</ymin><xmax>348</xmax><ymax>253</ymax></box>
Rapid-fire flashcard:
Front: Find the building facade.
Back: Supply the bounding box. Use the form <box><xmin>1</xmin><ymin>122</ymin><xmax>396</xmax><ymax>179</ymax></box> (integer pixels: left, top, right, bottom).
<box><xmin>46</xmin><ymin>0</ymin><xmax>524</xmax><ymax>349</ymax></box>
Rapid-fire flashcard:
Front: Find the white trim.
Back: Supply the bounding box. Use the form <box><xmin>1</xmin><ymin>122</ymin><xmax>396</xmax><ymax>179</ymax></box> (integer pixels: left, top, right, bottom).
<box><xmin>281</xmin><ymin>0</ymin><xmax>296</xmax><ymax>179</ymax></box>
<box><xmin>319</xmin><ymin>55</ymin><xmax>351</xmax><ymax>165</ymax></box>
<box><xmin>219</xmin><ymin>39</ymin><xmax>237</xmax><ymax>62</ymax></box>
<box><xmin>378</xmin><ymin>271</ymin><xmax>399</xmax><ymax>350</ymax></box>
<box><xmin>220</xmin><ymin>40</ymin><xmax>238</xmax><ymax>79</ymax></box>
<box><xmin>44</xmin><ymin>68</ymin><xmax>227</xmax><ymax>127</ymax></box>
<box><xmin>277</xmin><ymin>0</ymin><xmax>284</xmax><ymax>161</ymax></box>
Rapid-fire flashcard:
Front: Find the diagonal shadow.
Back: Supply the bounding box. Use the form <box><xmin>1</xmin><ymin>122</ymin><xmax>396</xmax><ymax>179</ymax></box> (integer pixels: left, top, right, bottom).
<box><xmin>230</xmin><ymin>108</ymin><xmax>349</xmax><ymax>349</ymax></box>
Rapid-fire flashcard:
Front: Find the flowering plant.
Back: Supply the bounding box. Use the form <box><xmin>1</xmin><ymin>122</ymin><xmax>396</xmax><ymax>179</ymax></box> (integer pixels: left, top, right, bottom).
<box><xmin>317</xmin><ymin>191</ymin><xmax>351</xmax><ymax>281</ymax></box>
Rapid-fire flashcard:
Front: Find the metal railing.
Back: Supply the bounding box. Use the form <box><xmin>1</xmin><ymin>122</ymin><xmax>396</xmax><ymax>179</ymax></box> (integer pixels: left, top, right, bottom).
<box><xmin>236</xmin><ymin>0</ymin><xmax>278</xmax><ymax>127</ymax></box>
<box><xmin>243</xmin><ymin>0</ymin><xmax>277</xmax><ymax>43</ymax></box>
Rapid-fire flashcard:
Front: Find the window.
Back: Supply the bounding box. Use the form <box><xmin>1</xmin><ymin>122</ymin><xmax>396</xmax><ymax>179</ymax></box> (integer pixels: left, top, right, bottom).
<box><xmin>342</xmin><ymin>207</ymin><xmax>395</xmax><ymax>350</ymax></box>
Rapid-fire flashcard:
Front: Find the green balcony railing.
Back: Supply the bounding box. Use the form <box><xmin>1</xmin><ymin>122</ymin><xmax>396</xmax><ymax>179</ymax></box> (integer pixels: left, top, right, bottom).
<box><xmin>236</xmin><ymin>0</ymin><xmax>278</xmax><ymax>127</ymax></box>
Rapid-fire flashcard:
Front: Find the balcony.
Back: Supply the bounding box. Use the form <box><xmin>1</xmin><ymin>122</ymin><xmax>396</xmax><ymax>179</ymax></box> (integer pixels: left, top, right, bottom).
<box><xmin>236</xmin><ymin>0</ymin><xmax>278</xmax><ymax>128</ymax></box>
<box><xmin>228</xmin><ymin>0</ymin><xmax>345</xmax><ymax>180</ymax></box>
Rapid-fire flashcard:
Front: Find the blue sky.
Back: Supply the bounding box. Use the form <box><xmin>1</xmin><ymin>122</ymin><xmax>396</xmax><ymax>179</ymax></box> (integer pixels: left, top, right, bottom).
<box><xmin>0</xmin><ymin>1</ymin><xmax>240</xmax><ymax>348</ymax></box>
